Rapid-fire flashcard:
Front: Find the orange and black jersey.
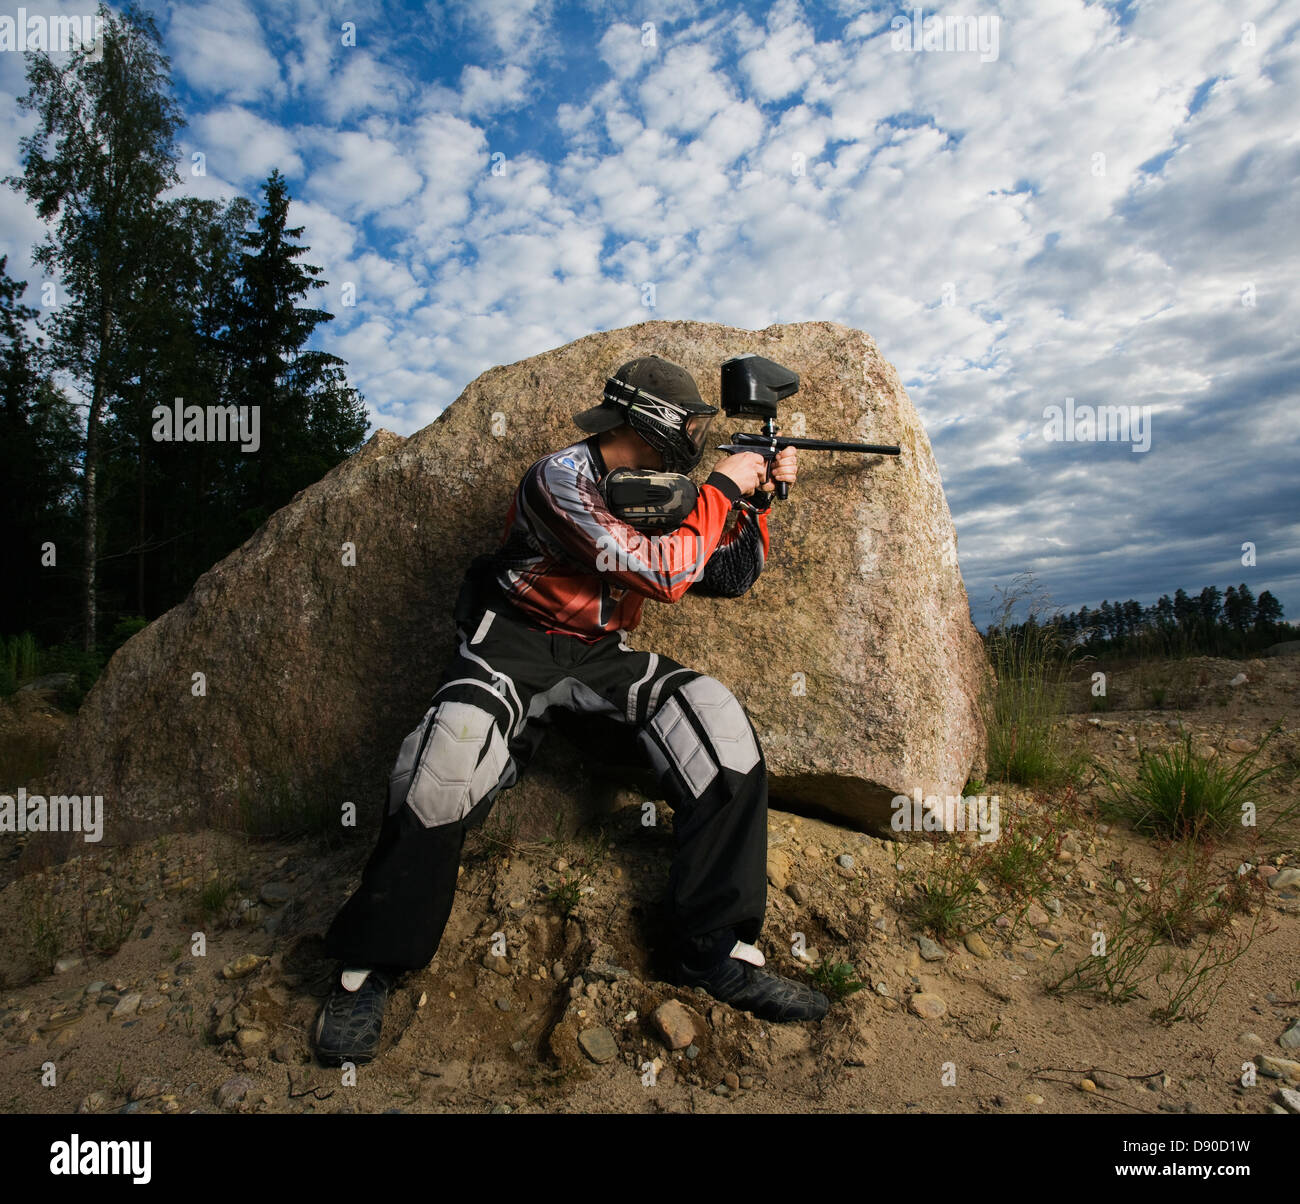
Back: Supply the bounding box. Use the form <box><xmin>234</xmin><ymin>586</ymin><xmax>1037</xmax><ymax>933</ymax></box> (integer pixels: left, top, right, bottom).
<box><xmin>486</xmin><ymin>436</ymin><xmax>770</xmax><ymax>643</ymax></box>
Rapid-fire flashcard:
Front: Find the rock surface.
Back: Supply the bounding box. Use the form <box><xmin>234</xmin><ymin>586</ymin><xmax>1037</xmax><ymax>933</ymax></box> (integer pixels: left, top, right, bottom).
<box><xmin>46</xmin><ymin>320</ymin><xmax>987</xmax><ymax>845</ymax></box>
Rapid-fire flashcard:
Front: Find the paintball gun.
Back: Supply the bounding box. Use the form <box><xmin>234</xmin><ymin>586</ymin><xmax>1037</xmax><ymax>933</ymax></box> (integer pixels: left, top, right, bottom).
<box><xmin>716</xmin><ymin>354</ymin><xmax>900</xmax><ymax>503</ymax></box>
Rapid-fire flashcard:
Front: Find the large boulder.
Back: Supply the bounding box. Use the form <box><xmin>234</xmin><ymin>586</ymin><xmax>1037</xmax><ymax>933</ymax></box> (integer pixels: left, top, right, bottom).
<box><xmin>46</xmin><ymin>320</ymin><xmax>988</xmax><ymax>850</ymax></box>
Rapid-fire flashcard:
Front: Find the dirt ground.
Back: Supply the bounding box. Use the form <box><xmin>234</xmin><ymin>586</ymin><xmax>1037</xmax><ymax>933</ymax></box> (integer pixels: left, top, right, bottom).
<box><xmin>1</xmin><ymin>654</ymin><xmax>1297</xmax><ymax>1115</ymax></box>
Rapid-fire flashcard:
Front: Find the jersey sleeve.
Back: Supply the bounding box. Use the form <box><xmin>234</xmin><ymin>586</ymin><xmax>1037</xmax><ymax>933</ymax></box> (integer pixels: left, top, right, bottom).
<box><xmin>519</xmin><ymin>454</ymin><xmax>745</xmax><ymax>603</ymax></box>
<box><xmin>689</xmin><ymin>506</ymin><xmax>770</xmax><ymax>597</ymax></box>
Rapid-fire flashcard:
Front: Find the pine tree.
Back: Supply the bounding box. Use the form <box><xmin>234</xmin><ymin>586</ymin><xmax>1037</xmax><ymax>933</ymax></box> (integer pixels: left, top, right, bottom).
<box><xmin>0</xmin><ymin>258</ymin><xmax>81</xmax><ymax>639</ymax></box>
<box><xmin>6</xmin><ymin>3</ymin><xmax>183</xmax><ymax>649</ymax></box>
<box><xmin>228</xmin><ymin>169</ymin><xmax>369</xmax><ymax>525</ymax></box>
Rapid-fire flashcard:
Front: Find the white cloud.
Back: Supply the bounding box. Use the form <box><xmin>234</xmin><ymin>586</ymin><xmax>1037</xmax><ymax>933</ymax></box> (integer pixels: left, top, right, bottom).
<box><xmin>307</xmin><ymin>126</ymin><xmax>423</xmax><ymax>218</ymax></box>
<box><xmin>188</xmin><ymin>107</ymin><xmax>305</xmax><ymax>184</ymax></box>
<box><xmin>459</xmin><ymin>63</ymin><xmax>529</xmax><ymax>115</ymax></box>
<box><xmin>167</xmin><ymin>0</ymin><xmax>283</xmax><ymax>103</ymax></box>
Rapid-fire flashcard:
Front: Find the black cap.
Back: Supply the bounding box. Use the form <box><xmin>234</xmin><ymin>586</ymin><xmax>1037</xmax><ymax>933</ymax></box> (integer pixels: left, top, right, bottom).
<box><xmin>574</xmin><ymin>356</ymin><xmax>706</xmax><ymax>432</ymax></box>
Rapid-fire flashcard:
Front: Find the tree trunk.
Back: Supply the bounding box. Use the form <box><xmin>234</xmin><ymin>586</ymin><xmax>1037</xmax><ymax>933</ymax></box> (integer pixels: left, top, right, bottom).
<box><xmin>81</xmin><ymin>306</ymin><xmax>111</xmax><ymax>652</ymax></box>
<box><xmin>82</xmin><ymin>384</ymin><xmax>102</xmax><ymax>652</ymax></box>
<box><xmin>137</xmin><ymin>427</ymin><xmax>146</xmax><ymax>615</ymax></box>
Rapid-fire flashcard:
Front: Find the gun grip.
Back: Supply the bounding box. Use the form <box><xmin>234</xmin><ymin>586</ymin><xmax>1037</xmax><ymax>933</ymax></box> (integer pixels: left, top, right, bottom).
<box><xmin>777</xmin><ymin>480</ymin><xmax>789</xmax><ymax>500</ymax></box>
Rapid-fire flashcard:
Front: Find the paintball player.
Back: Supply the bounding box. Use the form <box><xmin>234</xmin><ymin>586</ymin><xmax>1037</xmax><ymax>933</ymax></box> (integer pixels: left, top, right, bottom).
<box><xmin>314</xmin><ymin>355</ymin><xmax>829</xmax><ymax>1066</ymax></box>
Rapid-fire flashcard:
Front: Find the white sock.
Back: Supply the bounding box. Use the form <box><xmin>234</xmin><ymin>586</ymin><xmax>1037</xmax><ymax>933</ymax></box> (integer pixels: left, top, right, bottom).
<box><xmin>340</xmin><ymin>968</ymin><xmax>371</xmax><ymax>991</ymax></box>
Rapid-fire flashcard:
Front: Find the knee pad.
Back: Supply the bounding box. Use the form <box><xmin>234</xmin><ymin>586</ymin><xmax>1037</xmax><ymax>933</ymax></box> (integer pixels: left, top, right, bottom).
<box><xmin>639</xmin><ymin>675</ymin><xmax>761</xmax><ymax>799</ymax></box>
<box><xmin>390</xmin><ymin>699</ymin><xmax>514</xmax><ymax>828</ymax></box>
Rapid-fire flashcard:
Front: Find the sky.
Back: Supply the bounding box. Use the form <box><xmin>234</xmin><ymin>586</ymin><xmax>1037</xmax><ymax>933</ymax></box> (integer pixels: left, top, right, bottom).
<box><xmin>2</xmin><ymin>0</ymin><xmax>1297</xmax><ymax>630</ymax></box>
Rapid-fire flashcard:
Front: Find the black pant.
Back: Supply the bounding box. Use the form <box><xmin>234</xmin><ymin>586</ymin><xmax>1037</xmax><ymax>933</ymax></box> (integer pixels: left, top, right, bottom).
<box><xmin>324</xmin><ymin>594</ymin><xmax>769</xmax><ymax>973</ymax></box>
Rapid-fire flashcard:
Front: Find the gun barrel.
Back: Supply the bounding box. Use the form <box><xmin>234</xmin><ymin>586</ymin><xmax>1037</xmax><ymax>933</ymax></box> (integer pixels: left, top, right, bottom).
<box><xmin>729</xmin><ymin>432</ymin><xmax>901</xmax><ymax>456</ymax></box>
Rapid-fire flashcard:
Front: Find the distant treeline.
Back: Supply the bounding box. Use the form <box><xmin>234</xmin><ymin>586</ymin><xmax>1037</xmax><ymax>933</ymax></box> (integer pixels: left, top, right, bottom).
<box><xmin>988</xmin><ymin>583</ymin><xmax>1290</xmax><ymax>658</ymax></box>
<box><xmin>1</xmin><ymin>7</ymin><xmax>369</xmax><ymax>657</ymax></box>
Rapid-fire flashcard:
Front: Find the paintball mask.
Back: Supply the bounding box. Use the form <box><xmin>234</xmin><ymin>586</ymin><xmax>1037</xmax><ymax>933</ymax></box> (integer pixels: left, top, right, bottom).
<box><xmin>573</xmin><ymin>356</ymin><xmax>718</xmax><ymax>474</ymax></box>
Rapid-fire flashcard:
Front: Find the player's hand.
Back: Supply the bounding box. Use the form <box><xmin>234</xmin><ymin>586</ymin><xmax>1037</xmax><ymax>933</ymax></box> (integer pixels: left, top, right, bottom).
<box><xmin>715</xmin><ymin>452</ymin><xmax>769</xmax><ymax>496</ymax></box>
<box><xmin>764</xmin><ymin>445</ymin><xmax>797</xmax><ymax>493</ymax></box>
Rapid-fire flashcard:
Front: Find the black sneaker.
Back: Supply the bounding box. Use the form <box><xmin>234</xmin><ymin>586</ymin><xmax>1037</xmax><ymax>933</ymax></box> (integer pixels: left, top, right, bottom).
<box><xmin>313</xmin><ymin>968</ymin><xmax>394</xmax><ymax>1066</ymax></box>
<box><xmin>679</xmin><ymin>951</ymin><xmax>829</xmax><ymax>1023</ymax></box>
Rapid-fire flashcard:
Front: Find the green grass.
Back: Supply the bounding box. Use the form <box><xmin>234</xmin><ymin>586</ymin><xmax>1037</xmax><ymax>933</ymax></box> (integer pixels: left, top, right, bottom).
<box><xmin>545</xmin><ymin>873</ymin><xmax>583</xmax><ymax>916</ymax></box>
<box><xmin>906</xmin><ymin>847</ymin><xmax>987</xmax><ymax>938</ymax></box>
<box><xmin>809</xmin><ymin>960</ymin><xmax>867</xmax><ymax>1003</ymax></box>
<box><xmin>1048</xmin><ymin>844</ymin><xmax>1268</xmax><ymax>1024</ymax></box>
<box><xmin>1098</xmin><ymin>729</ymin><xmax>1281</xmax><ymax>842</ymax></box>
<box><xmin>197</xmin><ymin>868</ymin><xmax>240</xmax><ymax>922</ymax></box>
<box><xmin>235</xmin><ymin>767</ymin><xmax>340</xmax><ymax>841</ymax></box>
<box><xmin>983</xmin><ymin>579</ymin><xmax>1084</xmax><ymax>787</ymax></box>
<box><xmin>20</xmin><ymin>886</ymin><xmax>68</xmax><ymax>976</ymax></box>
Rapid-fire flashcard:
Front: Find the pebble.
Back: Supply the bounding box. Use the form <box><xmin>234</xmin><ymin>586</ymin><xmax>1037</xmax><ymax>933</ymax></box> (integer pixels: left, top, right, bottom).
<box><xmin>495</xmin><ymin>997</ymin><xmax>512</xmax><ymax>1012</ymax></box>
<box><xmin>787</xmin><ymin>883</ymin><xmax>809</xmax><ymax>905</ymax></box>
<box><xmin>578</xmin><ymin>1026</ymin><xmax>618</xmax><ymax>1064</ymax></box>
<box><xmin>653</xmin><ymin>1000</ymin><xmax>699</xmax><ymax>1050</ymax></box>
<box><xmin>1228</xmin><ymin>673</ymin><xmax>1248</xmax><ymax>687</ymax></box>
<box><xmin>964</xmin><ymin>933</ymin><xmax>991</xmax><ymax>958</ymax></box>
<box><xmin>1227</xmin><ymin>738</ymin><xmax>1254</xmax><ymax>753</ymax></box>
<box><xmin>1024</xmin><ymin>1094</ymin><xmax>1044</xmax><ymax>1106</ymax></box>
<box><xmin>916</xmin><ymin>936</ymin><xmax>946</xmax><ymax>962</ymax></box>
<box><xmin>1256</xmin><ymin>1055</ymin><xmax>1300</xmax><ymax>1083</ymax></box>
<box><xmin>129</xmin><ymin>1077</ymin><xmax>166</xmax><ymax>1102</ymax></box>
<box><xmin>1278</xmin><ymin>1026</ymin><xmax>1300</xmax><ymax>1051</ymax></box>
<box><xmin>766</xmin><ymin>850</ymin><xmax>790</xmax><ymax>890</ymax></box>
<box><xmin>221</xmin><ymin>954</ymin><xmax>265</xmax><ymax>980</ymax></box>
<box><xmin>111</xmin><ymin>993</ymin><xmax>142</xmax><ymax>1019</ymax></box>
<box><xmin>1269</xmin><ymin>869</ymin><xmax>1300</xmax><ymax>892</ymax></box>
<box><xmin>837</xmin><ymin>854</ymin><xmax>855</xmax><ymax>870</ymax></box>
<box><xmin>1079</xmin><ymin>1079</ymin><xmax>1096</xmax><ymax>1092</ymax></box>
<box><xmin>1026</xmin><ymin>904</ymin><xmax>1049</xmax><ymax>926</ymax></box>
<box><xmin>724</xmin><ymin>1071</ymin><xmax>740</xmax><ymax>1090</ymax></box>
<box><xmin>1277</xmin><ymin>1088</ymin><xmax>1300</xmax><ymax>1114</ymax></box>
<box><xmin>272</xmin><ymin>1040</ymin><xmax>300</xmax><ymax>1064</ymax></box>
<box><xmin>77</xmin><ymin>1092</ymin><xmax>108</xmax><ymax>1114</ymax></box>
<box><xmin>235</xmin><ymin>1028</ymin><xmax>266</xmax><ymax>1052</ymax></box>
<box><xmin>685</xmin><ymin>1044</ymin><xmax>699</xmax><ymax>1059</ymax></box>
<box><xmin>1045</xmin><ymin>898</ymin><xmax>1063</xmax><ymax>917</ymax></box>
<box><xmin>54</xmin><ymin>955</ymin><xmax>85</xmax><ymax>974</ymax></box>
<box><xmin>259</xmin><ymin>882</ymin><xmax>293</xmax><ymax>906</ymax></box>
<box><xmin>214</xmin><ymin>1076</ymin><xmax>254</xmax><ymax>1110</ymax></box>
<box><xmin>908</xmin><ymin>993</ymin><xmax>947</xmax><ymax>1020</ymax></box>
<box><xmin>1089</xmin><ymin>1070</ymin><xmax>1127</xmax><ymax>1091</ymax></box>
<box><xmin>1237</xmin><ymin>1032</ymin><xmax>1264</xmax><ymax>1046</ymax></box>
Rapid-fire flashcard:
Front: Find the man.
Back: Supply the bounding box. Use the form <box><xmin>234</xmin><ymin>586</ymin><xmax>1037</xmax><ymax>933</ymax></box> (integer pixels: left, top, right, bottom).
<box><xmin>314</xmin><ymin>355</ymin><xmax>829</xmax><ymax>1067</ymax></box>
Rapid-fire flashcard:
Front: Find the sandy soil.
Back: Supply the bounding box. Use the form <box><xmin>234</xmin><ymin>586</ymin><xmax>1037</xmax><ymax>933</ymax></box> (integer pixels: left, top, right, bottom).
<box><xmin>1</xmin><ymin>654</ymin><xmax>1297</xmax><ymax>1115</ymax></box>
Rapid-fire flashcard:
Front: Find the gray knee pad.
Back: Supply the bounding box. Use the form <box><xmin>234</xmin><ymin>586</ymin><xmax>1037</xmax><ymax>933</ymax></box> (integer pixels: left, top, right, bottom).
<box><xmin>639</xmin><ymin>675</ymin><xmax>761</xmax><ymax>799</ymax></box>
<box><xmin>390</xmin><ymin>699</ymin><xmax>514</xmax><ymax>828</ymax></box>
